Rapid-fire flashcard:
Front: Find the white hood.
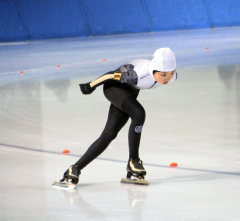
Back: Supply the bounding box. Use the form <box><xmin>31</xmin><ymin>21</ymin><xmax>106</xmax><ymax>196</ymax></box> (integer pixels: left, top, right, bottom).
<box><xmin>148</xmin><ymin>47</ymin><xmax>176</xmax><ymax>74</ymax></box>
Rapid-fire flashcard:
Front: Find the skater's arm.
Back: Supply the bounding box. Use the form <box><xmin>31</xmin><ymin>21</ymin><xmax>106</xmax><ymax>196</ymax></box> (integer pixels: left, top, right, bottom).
<box><xmin>79</xmin><ymin>64</ymin><xmax>138</xmax><ymax>95</ymax></box>
<box><xmin>90</xmin><ymin>64</ymin><xmax>138</xmax><ymax>87</ymax></box>
<box><xmin>89</xmin><ymin>71</ymin><xmax>122</xmax><ymax>88</ymax></box>
<box><xmin>79</xmin><ymin>71</ymin><xmax>120</xmax><ymax>94</ymax></box>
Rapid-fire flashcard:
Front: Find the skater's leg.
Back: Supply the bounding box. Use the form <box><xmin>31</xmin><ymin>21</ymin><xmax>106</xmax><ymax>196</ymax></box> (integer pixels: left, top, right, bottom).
<box><xmin>103</xmin><ymin>82</ymin><xmax>144</xmax><ymax>160</ymax></box>
<box><xmin>121</xmin><ymin>96</ymin><xmax>146</xmax><ymax>159</ymax></box>
<box><xmin>119</xmin><ymin>96</ymin><xmax>148</xmax><ymax>182</ymax></box>
<box><xmin>74</xmin><ymin>104</ymin><xmax>129</xmax><ymax>170</ymax></box>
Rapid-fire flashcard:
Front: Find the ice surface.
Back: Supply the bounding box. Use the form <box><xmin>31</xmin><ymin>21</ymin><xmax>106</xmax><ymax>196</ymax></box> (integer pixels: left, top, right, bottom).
<box><xmin>0</xmin><ymin>27</ymin><xmax>240</xmax><ymax>221</ymax></box>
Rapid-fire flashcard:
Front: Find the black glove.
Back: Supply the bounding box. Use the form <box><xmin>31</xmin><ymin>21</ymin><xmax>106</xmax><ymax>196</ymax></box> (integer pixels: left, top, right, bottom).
<box><xmin>79</xmin><ymin>83</ymin><xmax>95</xmax><ymax>95</ymax></box>
<box><xmin>120</xmin><ymin>64</ymin><xmax>138</xmax><ymax>85</ymax></box>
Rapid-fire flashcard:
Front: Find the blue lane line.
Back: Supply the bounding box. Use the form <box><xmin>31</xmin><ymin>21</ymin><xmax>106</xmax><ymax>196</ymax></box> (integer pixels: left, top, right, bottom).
<box><xmin>1</xmin><ymin>142</ymin><xmax>240</xmax><ymax>176</ymax></box>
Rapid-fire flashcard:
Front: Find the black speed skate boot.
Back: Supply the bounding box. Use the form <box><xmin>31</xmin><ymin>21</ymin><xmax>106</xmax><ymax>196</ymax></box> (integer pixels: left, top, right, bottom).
<box><xmin>127</xmin><ymin>158</ymin><xmax>146</xmax><ymax>177</ymax></box>
<box><xmin>52</xmin><ymin>165</ymin><xmax>80</xmax><ymax>189</ymax></box>
<box><xmin>62</xmin><ymin>165</ymin><xmax>81</xmax><ymax>184</ymax></box>
<box><xmin>121</xmin><ymin>158</ymin><xmax>149</xmax><ymax>185</ymax></box>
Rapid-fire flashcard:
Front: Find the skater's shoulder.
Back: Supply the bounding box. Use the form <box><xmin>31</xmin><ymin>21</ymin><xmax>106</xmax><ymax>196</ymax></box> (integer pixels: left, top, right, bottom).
<box><xmin>128</xmin><ymin>59</ymin><xmax>150</xmax><ymax>66</ymax></box>
<box><xmin>127</xmin><ymin>59</ymin><xmax>150</xmax><ymax>73</ymax></box>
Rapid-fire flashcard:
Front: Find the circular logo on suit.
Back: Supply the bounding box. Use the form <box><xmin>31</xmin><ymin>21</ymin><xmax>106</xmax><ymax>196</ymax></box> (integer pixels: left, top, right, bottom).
<box><xmin>135</xmin><ymin>125</ymin><xmax>143</xmax><ymax>133</ymax></box>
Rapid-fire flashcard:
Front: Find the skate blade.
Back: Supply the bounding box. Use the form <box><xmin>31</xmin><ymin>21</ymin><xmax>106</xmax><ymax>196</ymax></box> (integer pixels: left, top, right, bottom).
<box><xmin>52</xmin><ymin>180</ymin><xmax>76</xmax><ymax>190</ymax></box>
<box><xmin>121</xmin><ymin>178</ymin><xmax>149</xmax><ymax>186</ymax></box>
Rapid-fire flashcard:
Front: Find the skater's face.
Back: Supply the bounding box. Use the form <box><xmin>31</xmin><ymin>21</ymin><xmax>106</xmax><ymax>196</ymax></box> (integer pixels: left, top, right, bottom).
<box><xmin>153</xmin><ymin>71</ymin><xmax>175</xmax><ymax>85</ymax></box>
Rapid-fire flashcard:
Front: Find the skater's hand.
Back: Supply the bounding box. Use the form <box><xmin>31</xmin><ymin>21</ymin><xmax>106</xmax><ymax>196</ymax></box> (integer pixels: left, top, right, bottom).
<box><xmin>79</xmin><ymin>83</ymin><xmax>95</xmax><ymax>95</ymax></box>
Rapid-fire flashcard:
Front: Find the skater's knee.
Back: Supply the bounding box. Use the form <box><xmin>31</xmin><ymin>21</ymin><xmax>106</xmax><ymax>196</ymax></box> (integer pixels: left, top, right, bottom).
<box><xmin>101</xmin><ymin>130</ymin><xmax>118</xmax><ymax>142</ymax></box>
<box><xmin>121</xmin><ymin>98</ymin><xmax>146</xmax><ymax>122</ymax></box>
<box><xmin>132</xmin><ymin>107</ymin><xmax>145</xmax><ymax>122</ymax></box>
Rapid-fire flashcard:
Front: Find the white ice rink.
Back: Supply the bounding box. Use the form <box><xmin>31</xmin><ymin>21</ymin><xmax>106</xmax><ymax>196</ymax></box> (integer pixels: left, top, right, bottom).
<box><xmin>0</xmin><ymin>27</ymin><xmax>240</xmax><ymax>221</ymax></box>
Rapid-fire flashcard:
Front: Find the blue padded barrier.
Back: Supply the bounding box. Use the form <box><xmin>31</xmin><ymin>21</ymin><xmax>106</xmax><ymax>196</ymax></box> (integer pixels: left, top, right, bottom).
<box><xmin>0</xmin><ymin>0</ymin><xmax>240</xmax><ymax>42</ymax></box>
<box><xmin>14</xmin><ymin>0</ymin><xmax>88</xmax><ymax>40</ymax></box>
<box><xmin>0</xmin><ymin>1</ymin><xmax>27</xmax><ymax>41</ymax></box>
<box><xmin>145</xmin><ymin>0</ymin><xmax>210</xmax><ymax>30</ymax></box>
<box><xmin>79</xmin><ymin>0</ymin><xmax>151</xmax><ymax>35</ymax></box>
<box><xmin>205</xmin><ymin>0</ymin><xmax>240</xmax><ymax>27</ymax></box>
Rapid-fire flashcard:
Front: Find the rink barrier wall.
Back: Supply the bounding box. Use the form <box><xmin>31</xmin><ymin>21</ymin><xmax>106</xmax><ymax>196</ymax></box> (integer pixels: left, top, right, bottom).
<box><xmin>0</xmin><ymin>0</ymin><xmax>240</xmax><ymax>42</ymax></box>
